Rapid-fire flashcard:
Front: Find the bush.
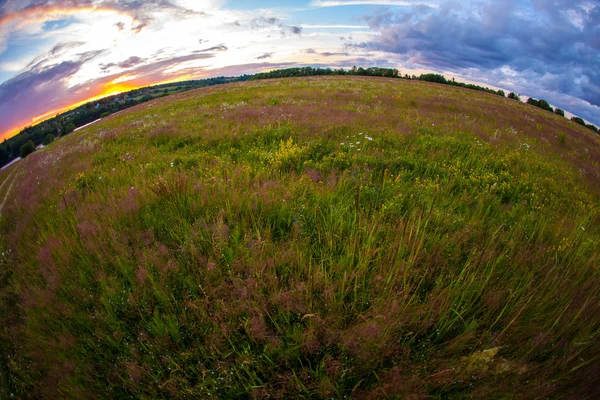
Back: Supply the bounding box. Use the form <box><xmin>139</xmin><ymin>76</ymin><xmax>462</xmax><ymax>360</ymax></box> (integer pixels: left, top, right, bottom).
<box><xmin>571</xmin><ymin>117</ymin><xmax>586</xmax><ymax>126</ymax></box>
<box><xmin>558</xmin><ymin>132</ymin><xmax>566</xmax><ymax>145</ymax></box>
<box><xmin>508</xmin><ymin>92</ymin><xmax>521</xmax><ymax>101</ymax></box>
<box><xmin>586</xmin><ymin>124</ymin><xmax>598</xmax><ymax>133</ymax></box>
<box><xmin>554</xmin><ymin>108</ymin><xmax>565</xmax><ymax>117</ymax></box>
<box><xmin>19</xmin><ymin>140</ymin><xmax>35</xmax><ymax>158</ymax></box>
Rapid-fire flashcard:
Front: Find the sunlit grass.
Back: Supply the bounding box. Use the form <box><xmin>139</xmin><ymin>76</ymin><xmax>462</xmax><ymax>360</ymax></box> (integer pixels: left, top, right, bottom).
<box><xmin>1</xmin><ymin>76</ymin><xmax>599</xmax><ymax>398</ymax></box>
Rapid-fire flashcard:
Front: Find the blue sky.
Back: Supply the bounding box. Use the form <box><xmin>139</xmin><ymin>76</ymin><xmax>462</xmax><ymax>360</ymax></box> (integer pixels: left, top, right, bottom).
<box><xmin>0</xmin><ymin>0</ymin><xmax>598</xmax><ymax>139</ymax></box>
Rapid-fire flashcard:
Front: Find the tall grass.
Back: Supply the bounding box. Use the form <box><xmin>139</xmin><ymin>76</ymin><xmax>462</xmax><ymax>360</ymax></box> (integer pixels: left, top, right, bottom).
<box><xmin>1</xmin><ymin>76</ymin><xmax>599</xmax><ymax>398</ymax></box>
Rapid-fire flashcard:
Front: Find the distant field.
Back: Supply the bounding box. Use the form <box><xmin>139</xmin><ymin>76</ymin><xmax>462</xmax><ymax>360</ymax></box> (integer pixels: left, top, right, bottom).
<box><xmin>1</xmin><ymin>76</ymin><xmax>599</xmax><ymax>398</ymax></box>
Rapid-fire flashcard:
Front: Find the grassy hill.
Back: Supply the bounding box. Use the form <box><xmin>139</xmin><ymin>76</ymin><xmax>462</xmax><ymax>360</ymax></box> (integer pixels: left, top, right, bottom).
<box><xmin>1</xmin><ymin>76</ymin><xmax>600</xmax><ymax>398</ymax></box>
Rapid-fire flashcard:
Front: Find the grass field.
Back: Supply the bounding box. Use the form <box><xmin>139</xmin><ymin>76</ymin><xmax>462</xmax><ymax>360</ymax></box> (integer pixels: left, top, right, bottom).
<box><xmin>1</xmin><ymin>76</ymin><xmax>600</xmax><ymax>398</ymax></box>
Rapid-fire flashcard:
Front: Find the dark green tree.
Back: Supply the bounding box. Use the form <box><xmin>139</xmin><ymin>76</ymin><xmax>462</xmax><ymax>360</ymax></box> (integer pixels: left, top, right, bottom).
<box><xmin>571</xmin><ymin>117</ymin><xmax>586</xmax><ymax>126</ymax></box>
<box><xmin>19</xmin><ymin>140</ymin><xmax>35</xmax><ymax>158</ymax></box>
<box><xmin>0</xmin><ymin>146</ymin><xmax>8</xmax><ymax>164</ymax></box>
<box><xmin>42</xmin><ymin>134</ymin><xmax>54</xmax><ymax>145</ymax></box>
<box><xmin>586</xmin><ymin>124</ymin><xmax>598</xmax><ymax>133</ymax></box>
<box><xmin>537</xmin><ymin>99</ymin><xmax>553</xmax><ymax>112</ymax></box>
<box><xmin>554</xmin><ymin>108</ymin><xmax>565</xmax><ymax>117</ymax></box>
<box><xmin>65</xmin><ymin>123</ymin><xmax>76</xmax><ymax>134</ymax></box>
<box><xmin>508</xmin><ymin>92</ymin><xmax>520</xmax><ymax>101</ymax></box>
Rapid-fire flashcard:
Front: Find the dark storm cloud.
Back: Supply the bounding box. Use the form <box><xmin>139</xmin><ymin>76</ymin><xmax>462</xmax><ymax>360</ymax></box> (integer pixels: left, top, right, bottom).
<box><xmin>359</xmin><ymin>0</ymin><xmax>600</xmax><ymax>122</ymax></box>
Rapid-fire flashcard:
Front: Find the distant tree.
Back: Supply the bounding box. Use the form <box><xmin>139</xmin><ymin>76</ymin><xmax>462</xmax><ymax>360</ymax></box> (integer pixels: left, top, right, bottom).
<box><xmin>554</xmin><ymin>108</ymin><xmax>565</xmax><ymax>117</ymax></box>
<box><xmin>508</xmin><ymin>92</ymin><xmax>521</xmax><ymax>101</ymax></box>
<box><xmin>586</xmin><ymin>124</ymin><xmax>598</xmax><ymax>133</ymax></box>
<box><xmin>497</xmin><ymin>90</ymin><xmax>505</xmax><ymax>97</ymax></box>
<box><xmin>42</xmin><ymin>134</ymin><xmax>54</xmax><ymax>145</ymax></box>
<box><xmin>537</xmin><ymin>99</ymin><xmax>553</xmax><ymax>112</ymax></box>
<box><xmin>19</xmin><ymin>140</ymin><xmax>35</xmax><ymax>158</ymax></box>
<box><xmin>527</xmin><ymin>97</ymin><xmax>540</xmax><ymax>107</ymax></box>
<box><xmin>419</xmin><ymin>73</ymin><xmax>447</xmax><ymax>84</ymax></box>
<box><xmin>65</xmin><ymin>123</ymin><xmax>76</xmax><ymax>134</ymax></box>
<box><xmin>571</xmin><ymin>117</ymin><xmax>586</xmax><ymax>126</ymax></box>
<box><xmin>0</xmin><ymin>146</ymin><xmax>8</xmax><ymax>164</ymax></box>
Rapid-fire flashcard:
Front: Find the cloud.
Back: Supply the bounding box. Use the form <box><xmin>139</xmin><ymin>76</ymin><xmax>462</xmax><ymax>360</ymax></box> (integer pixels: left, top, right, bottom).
<box><xmin>357</xmin><ymin>1</ymin><xmax>600</xmax><ymax>123</ymax></box>
<box><xmin>310</xmin><ymin>0</ymin><xmax>439</xmax><ymax>8</ymax></box>
<box><xmin>250</xmin><ymin>17</ymin><xmax>279</xmax><ymax>29</ymax></box>
<box><xmin>196</xmin><ymin>44</ymin><xmax>228</xmax><ymax>53</ymax></box>
<box><xmin>303</xmin><ymin>48</ymin><xmax>349</xmax><ymax>57</ymax></box>
<box><xmin>0</xmin><ymin>0</ymin><xmax>205</xmax><ymax>42</ymax></box>
<box><xmin>249</xmin><ymin>15</ymin><xmax>302</xmax><ymax>37</ymax></box>
<box><xmin>25</xmin><ymin>41</ymin><xmax>86</xmax><ymax>69</ymax></box>
<box><xmin>286</xmin><ymin>25</ymin><xmax>302</xmax><ymax>35</ymax></box>
<box><xmin>256</xmin><ymin>52</ymin><xmax>273</xmax><ymax>60</ymax></box>
<box><xmin>100</xmin><ymin>56</ymin><xmax>146</xmax><ymax>71</ymax></box>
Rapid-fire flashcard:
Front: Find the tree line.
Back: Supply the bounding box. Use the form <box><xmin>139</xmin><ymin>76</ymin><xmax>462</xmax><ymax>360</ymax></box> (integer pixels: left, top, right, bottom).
<box><xmin>1</xmin><ymin>75</ymin><xmax>251</xmax><ymax>168</ymax></box>
<box><xmin>3</xmin><ymin>67</ymin><xmax>597</xmax><ymax>169</ymax></box>
<box><xmin>253</xmin><ymin>68</ymin><xmax>598</xmax><ymax>134</ymax></box>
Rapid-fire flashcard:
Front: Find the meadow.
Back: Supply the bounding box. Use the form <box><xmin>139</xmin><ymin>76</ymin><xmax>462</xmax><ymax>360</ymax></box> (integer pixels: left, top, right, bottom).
<box><xmin>1</xmin><ymin>76</ymin><xmax>599</xmax><ymax>398</ymax></box>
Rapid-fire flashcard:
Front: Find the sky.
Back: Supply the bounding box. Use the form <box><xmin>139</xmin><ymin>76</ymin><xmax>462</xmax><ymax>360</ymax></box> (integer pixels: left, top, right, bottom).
<box><xmin>0</xmin><ymin>0</ymin><xmax>598</xmax><ymax>140</ymax></box>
